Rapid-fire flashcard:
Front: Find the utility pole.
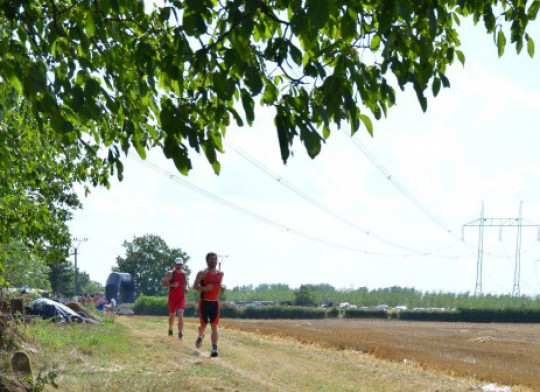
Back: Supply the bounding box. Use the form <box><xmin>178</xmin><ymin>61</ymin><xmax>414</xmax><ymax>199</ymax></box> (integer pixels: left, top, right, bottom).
<box><xmin>218</xmin><ymin>254</ymin><xmax>229</xmax><ymax>271</ymax></box>
<box><xmin>71</xmin><ymin>237</ymin><xmax>88</xmax><ymax>298</ymax></box>
<box><xmin>463</xmin><ymin>202</ymin><xmax>538</xmax><ymax>296</ymax></box>
<box><xmin>512</xmin><ymin>201</ymin><xmax>523</xmax><ymax>297</ymax></box>
<box><xmin>474</xmin><ymin>202</ymin><xmax>485</xmax><ymax>296</ymax></box>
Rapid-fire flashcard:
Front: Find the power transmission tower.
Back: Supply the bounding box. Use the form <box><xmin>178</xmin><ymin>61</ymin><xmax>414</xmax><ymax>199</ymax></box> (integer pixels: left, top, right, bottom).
<box><xmin>463</xmin><ymin>201</ymin><xmax>539</xmax><ymax>296</ymax></box>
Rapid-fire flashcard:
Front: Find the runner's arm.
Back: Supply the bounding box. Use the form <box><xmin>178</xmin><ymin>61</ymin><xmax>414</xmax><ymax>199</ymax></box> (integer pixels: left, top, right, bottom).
<box><xmin>220</xmin><ymin>272</ymin><xmax>226</xmax><ymax>292</ymax></box>
<box><xmin>183</xmin><ymin>273</ymin><xmax>189</xmax><ymax>293</ymax></box>
<box><xmin>162</xmin><ymin>272</ymin><xmax>172</xmax><ymax>288</ymax></box>
<box><xmin>193</xmin><ymin>271</ymin><xmax>212</xmax><ymax>292</ymax></box>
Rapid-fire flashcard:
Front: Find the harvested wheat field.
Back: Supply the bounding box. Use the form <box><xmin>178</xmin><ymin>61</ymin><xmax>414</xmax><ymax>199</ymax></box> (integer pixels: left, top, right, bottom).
<box><xmin>221</xmin><ymin>318</ymin><xmax>540</xmax><ymax>390</ymax></box>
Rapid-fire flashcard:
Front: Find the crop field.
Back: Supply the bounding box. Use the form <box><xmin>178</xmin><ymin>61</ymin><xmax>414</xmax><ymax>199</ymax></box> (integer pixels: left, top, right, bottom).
<box><xmin>6</xmin><ymin>316</ymin><xmax>538</xmax><ymax>391</ymax></box>
<box><xmin>221</xmin><ymin>318</ymin><xmax>540</xmax><ymax>390</ymax></box>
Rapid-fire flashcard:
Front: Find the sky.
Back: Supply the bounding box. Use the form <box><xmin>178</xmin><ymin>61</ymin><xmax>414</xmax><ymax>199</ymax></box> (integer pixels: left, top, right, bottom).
<box><xmin>68</xmin><ymin>19</ymin><xmax>540</xmax><ymax>297</ymax></box>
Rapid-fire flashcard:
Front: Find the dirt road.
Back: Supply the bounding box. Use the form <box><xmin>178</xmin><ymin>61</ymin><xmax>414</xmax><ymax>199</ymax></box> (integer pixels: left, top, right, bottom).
<box><xmin>221</xmin><ymin>318</ymin><xmax>540</xmax><ymax>390</ymax></box>
<box><xmin>111</xmin><ymin>317</ymin><xmax>491</xmax><ymax>392</ymax></box>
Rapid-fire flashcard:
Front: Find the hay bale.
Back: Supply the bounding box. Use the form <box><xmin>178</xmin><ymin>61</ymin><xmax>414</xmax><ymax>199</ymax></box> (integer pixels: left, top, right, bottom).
<box><xmin>66</xmin><ymin>302</ymin><xmax>99</xmax><ymax>321</ymax></box>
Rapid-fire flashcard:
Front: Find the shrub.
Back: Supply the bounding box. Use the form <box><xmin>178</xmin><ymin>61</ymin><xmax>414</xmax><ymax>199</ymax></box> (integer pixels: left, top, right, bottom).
<box><xmin>325</xmin><ymin>307</ymin><xmax>339</xmax><ymax>318</ymax></box>
<box><xmin>219</xmin><ymin>302</ymin><xmax>241</xmax><ymax>318</ymax></box>
<box><xmin>241</xmin><ymin>306</ymin><xmax>326</xmax><ymax>319</ymax></box>
<box><xmin>133</xmin><ymin>296</ymin><xmax>167</xmax><ymax>316</ymax></box>
<box><xmin>399</xmin><ymin>310</ymin><xmax>460</xmax><ymax>322</ymax></box>
<box><xmin>343</xmin><ymin>309</ymin><xmax>387</xmax><ymax>319</ymax></box>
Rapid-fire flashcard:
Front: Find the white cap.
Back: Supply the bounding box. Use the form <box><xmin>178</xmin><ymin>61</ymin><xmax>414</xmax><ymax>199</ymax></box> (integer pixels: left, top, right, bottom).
<box><xmin>174</xmin><ymin>257</ymin><xmax>183</xmax><ymax>265</ymax></box>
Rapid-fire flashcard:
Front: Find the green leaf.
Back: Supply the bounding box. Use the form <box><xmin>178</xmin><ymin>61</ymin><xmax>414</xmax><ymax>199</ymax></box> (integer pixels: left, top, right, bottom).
<box><xmin>275</xmin><ymin>110</ymin><xmax>291</xmax><ymax>163</ymax></box>
<box><xmin>245</xmin><ymin>66</ymin><xmax>263</xmax><ymax>95</ymax></box>
<box><xmin>359</xmin><ymin>114</ymin><xmax>373</xmax><ymax>136</ymax></box>
<box><xmin>261</xmin><ymin>81</ymin><xmax>279</xmax><ymax>105</ymax></box>
<box><xmin>3</xmin><ymin>65</ymin><xmax>23</xmax><ymax>94</ymax></box>
<box><xmin>516</xmin><ymin>38</ymin><xmax>523</xmax><ymax>54</ymax></box>
<box><xmin>301</xmin><ymin>126</ymin><xmax>322</xmax><ymax>158</ymax></box>
<box><xmin>432</xmin><ymin>77</ymin><xmax>441</xmax><ymax>97</ymax></box>
<box><xmin>526</xmin><ymin>35</ymin><xmax>535</xmax><ymax>57</ymax></box>
<box><xmin>370</xmin><ymin>34</ymin><xmax>381</xmax><ymax>51</ymax></box>
<box><xmin>183</xmin><ymin>11</ymin><xmax>206</xmax><ymax>36</ymax></box>
<box><xmin>227</xmin><ymin>107</ymin><xmax>244</xmax><ymax>127</ymax></box>
<box><xmin>322</xmin><ymin>125</ymin><xmax>331</xmax><ymax>139</ymax></box>
<box><xmin>133</xmin><ymin>137</ymin><xmax>147</xmax><ymax>159</ymax></box>
<box><xmin>241</xmin><ymin>89</ymin><xmax>255</xmax><ymax>125</ymax></box>
<box><xmin>497</xmin><ymin>30</ymin><xmax>506</xmax><ymax>57</ymax></box>
<box><xmin>85</xmin><ymin>12</ymin><xmax>96</xmax><ymax>37</ymax></box>
<box><xmin>456</xmin><ymin>50</ymin><xmax>465</xmax><ymax>65</ymax></box>
<box><xmin>441</xmin><ymin>74</ymin><xmax>450</xmax><ymax>88</ymax></box>
<box><xmin>307</xmin><ymin>0</ymin><xmax>329</xmax><ymax>30</ymax></box>
<box><xmin>340</xmin><ymin>13</ymin><xmax>357</xmax><ymax>40</ymax></box>
<box><xmin>289</xmin><ymin>43</ymin><xmax>303</xmax><ymax>66</ymax></box>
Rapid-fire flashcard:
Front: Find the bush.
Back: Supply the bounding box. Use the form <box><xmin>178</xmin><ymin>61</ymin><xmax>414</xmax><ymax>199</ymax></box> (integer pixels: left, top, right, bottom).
<box><xmin>325</xmin><ymin>307</ymin><xmax>339</xmax><ymax>318</ymax></box>
<box><xmin>457</xmin><ymin>308</ymin><xmax>540</xmax><ymax>323</ymax></box>
<box><xmin>133</xmin><ymin>296</ymin><xmax>167</xmax><ymax>316</ymax></box>
<box><xmin>241</xmin><ymin>306</ymin><xmax>326</xmax><ymax>319</ymax></box>
<box><xmin>343</xmin><ymin>309</ymin><xmax>387</xmax><ymax>319</ymax></box>
<box><xmin>219</xmin><ymin>302</ymin><xmax>241</xmax><ymax>318</ymax></box>
<box><xmin>399</xmin><ymin>310</ymin><xmax>460</xmax><ymax>322</ymax></box>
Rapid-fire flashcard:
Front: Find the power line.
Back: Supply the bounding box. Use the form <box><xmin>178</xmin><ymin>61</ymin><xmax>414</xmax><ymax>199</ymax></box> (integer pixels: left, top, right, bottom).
<box><xmin>350</xmin><ymin>137</ymin><xmax>514</xmax><ymax>260</ymax></box>
<box><xmin>350</xmin><ymin>137</ymin><xmax>459</xmax><ymax>238</ymax></box>
<box><xmin>225</xmin><ymin>139</ymin><xmax>466</xmax><ymax>258</ymax></box>
<box><xmin>133</xmin><ymin>157</ymin><xmax>467</xmax><ymax>259</ymax></box>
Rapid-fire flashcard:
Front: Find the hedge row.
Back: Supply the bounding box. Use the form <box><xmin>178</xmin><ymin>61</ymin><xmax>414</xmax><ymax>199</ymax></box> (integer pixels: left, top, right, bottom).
<box><xmin>134</xmin><ymin>296</ymin><xmax>334</xmax><ymax>319</ymax></box>
<box><xmin>133</xmin><ymin>297</ymin><xmax>540</xmax><ymax>322</ymax></box>
<box><xmin>342</xmin><ymin>309</ymin><xmax>388</xmax><ymax>319</ymax></box>
<box><xmin>398</xmin><ymin>308</ymin><xmax>540</xmax><ymax>323</ymax></box>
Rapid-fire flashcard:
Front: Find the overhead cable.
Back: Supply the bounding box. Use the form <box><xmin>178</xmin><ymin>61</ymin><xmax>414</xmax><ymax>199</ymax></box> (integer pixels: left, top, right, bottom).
<box><xmin>350</xmin><ymin>137</ymin><xmax>512</xmax><ymax>259</ymax></box>
<box><xmin>133</xmin><ymin>157</ymin><xmax>469</xmax><ymax>259</ymax></box>
<box><xmin>225</xmin><ymin>139</ymin><xmax>465</xmax><ymax>258</ymax></box>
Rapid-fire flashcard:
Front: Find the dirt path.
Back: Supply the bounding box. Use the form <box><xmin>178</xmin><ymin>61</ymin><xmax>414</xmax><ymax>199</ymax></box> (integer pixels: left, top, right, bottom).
<box><xmin>111</xmin><ymin>317</ymin><xmax>523</xmax><ymax>392</ymax></box>
<box><xmin>221</xmin><ymin>318</ymin><xmax>540</xmax><ymax>390</ymax></box>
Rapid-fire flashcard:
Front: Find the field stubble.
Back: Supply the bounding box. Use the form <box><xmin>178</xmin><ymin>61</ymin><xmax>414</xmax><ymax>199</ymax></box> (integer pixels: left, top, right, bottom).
<box><xmin>6</xmin><ymin>317</ymin><xmax>538</xmax><ymax>392</ymax></box>
<box><xmin>221</xmin><ymin>318</ymin><xmax>540</xmax><ymax>390</ymax></box>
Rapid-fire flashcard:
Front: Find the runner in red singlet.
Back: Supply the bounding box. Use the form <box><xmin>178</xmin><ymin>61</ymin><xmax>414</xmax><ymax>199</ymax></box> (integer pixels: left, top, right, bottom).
<box><xmin>193</xmin><ymin>252</ymin><xmax>225</xmax><ymax>357</ymax></box>
<box><xmin>162</xmin><ymin>257</ymin><xmax>189</xmax><ymax>339</ymax></box>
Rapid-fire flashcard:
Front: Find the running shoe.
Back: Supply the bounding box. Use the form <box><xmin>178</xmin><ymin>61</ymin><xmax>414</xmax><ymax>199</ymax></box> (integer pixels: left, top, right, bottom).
<box><xmin>210</xmin><ymin>350</ymin><xmax>218</xmax><ymax>358</ymax></box>
<box><xmin>178</xmin><ymin>332</ymin><xmax>183</xmax><ymax>340</ymax></box>
<box><xmin>195</xmin><ymin>335</ymin><xmax>204</xmax><ymax>349</ymax></box>
<box><xmin>168</xmin><ymin>330</ymin><xmax>173</xmax><ymax>337</ymax></box>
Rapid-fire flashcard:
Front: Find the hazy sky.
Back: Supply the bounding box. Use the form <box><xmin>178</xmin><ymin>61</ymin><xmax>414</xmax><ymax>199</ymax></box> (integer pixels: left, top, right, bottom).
<box><xmin>69</xmin><ymin>20</ymin><xmax>540</xmax><ymax>296</ymax></box>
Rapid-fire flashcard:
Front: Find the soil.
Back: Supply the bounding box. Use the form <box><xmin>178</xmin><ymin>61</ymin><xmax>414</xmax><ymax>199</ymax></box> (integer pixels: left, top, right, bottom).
<box><xmin>221</xmin><ymin>318</ymin><xmax>540</xmax><ymax>390</ymax></box>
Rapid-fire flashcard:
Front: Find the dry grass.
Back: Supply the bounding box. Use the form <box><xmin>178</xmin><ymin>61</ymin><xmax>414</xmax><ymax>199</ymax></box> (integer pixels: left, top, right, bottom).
<box><xmin>4</xmin><ymin>316</ymin><xmax>536</xmax><ymax>391</ymax></box>
<box><xmin>221</xmin><ymin>318</ymin><xmax>540</xmax><ymax>390</ymax></box>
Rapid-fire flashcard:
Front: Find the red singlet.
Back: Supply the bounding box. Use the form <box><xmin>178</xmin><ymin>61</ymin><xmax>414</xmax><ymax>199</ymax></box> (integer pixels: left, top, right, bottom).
<box><xmin>168</xmin><ymin>271</ymin><xmax>186</xmax><ymax>313</ymax></box>
<box><xmin>200</xmin><ymin>270</ymin><xmax>223</xmax><ymax>301</ymax></box>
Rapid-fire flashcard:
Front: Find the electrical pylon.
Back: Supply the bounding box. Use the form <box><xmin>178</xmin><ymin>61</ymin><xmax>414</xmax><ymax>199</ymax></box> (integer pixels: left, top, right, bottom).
<box><xmin>462</xmin><ymin>201</ymin><xmax>539</xmax><ymax>296</ymax></box>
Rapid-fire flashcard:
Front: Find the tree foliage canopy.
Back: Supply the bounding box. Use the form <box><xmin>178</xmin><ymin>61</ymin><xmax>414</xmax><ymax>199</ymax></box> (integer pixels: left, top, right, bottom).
<box><xmin>0</xmin><ymin>0</ymin><xmax>537</xmax><ymax>181</ymax></box>
<box><xmin>114</xmin><ymin>234</ymin><xmax>190</xmax><ymax>296</ymax></box>
<box><xmin>0</xmin><ymin>241</ymin><xmax>51</xmax><ymax>290</ymax></box>
<box><xmin>0</xmin><ymin>0</ymin><xmax>537</xmax><ymax>261</ymax></box>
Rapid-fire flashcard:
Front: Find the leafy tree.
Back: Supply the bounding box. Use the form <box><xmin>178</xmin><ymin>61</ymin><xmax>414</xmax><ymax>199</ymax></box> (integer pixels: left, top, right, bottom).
<box><xmin>294</xmin><ymin>284</ymin><xmax>316</xmax><ymax>306</ymax></box>
<box><xmin>114</xmin><ymin>234</ymin><xmax>191</xmax><ymax>296</ymax></box>
<box><xmin>0</xmin><ymin>241</ymin><xmax>51</xmax><ymax>291</ymax></box>
<box><xmin>0</xmin><ymin>84</ymin><xmax>109</xmax><ymax>267</ymax></box>
<box><xmin>48</xmin><ymin>259</ymin><xmax>74</xmax><ymax>297</ymax></box>
<box><xmin>77</xmin><ymin>271</ymin><xmax>104</xmax><ymax>295</ymax></box>
<box><xmin>1</xmin><ymin>1</ymin><xmax>537</xmax><ymax>269</ymax></box>
<box><xmin>0</xmin><ymin>0</ymin><xmax>537</xmax><ymax>183</ymax></box>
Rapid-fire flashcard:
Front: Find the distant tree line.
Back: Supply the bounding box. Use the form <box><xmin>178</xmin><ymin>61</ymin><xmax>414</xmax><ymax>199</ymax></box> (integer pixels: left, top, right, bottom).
<box><xmin>227</xmin><ymin>284</ymin><xmax>540</xmax><ymax>310</ymax></box>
